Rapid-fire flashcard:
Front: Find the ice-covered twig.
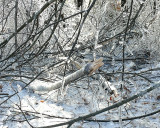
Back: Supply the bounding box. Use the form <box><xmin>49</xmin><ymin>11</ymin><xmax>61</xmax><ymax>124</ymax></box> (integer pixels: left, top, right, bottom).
<box><xmin>99</xmin><ymin>75</ymin><xmax>118</xmax><ymax>97</ymax></box>
<box><xmin>0</xmin><ymin>93</ymin><xmax>9</xmax><ymax>95</ymax></box>
<box><xmin>29</xmin><ymin>58</ymin><xmax>104</xmax><ymax>91</ymax></box>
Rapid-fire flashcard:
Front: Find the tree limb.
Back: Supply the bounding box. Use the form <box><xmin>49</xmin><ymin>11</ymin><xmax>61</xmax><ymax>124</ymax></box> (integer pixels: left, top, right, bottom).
<box><xmin>29</xmin><ymin>58</ymin><xmax>104</xmax><ymax>91</ymax></box>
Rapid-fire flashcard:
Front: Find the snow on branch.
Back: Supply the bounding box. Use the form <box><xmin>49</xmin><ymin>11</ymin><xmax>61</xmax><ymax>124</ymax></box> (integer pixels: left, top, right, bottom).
<box><xmin>29</xmin><ymin>58</ymin><xmax>104</xmax><ymax>91</ymax></box>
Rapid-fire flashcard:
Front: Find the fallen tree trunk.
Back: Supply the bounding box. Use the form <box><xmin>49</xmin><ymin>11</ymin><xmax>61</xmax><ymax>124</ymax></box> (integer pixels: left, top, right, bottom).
<box><xmin>29</xmin><ymin>58</ymin><xmax>104</xmax><ymax>91</ymax></box>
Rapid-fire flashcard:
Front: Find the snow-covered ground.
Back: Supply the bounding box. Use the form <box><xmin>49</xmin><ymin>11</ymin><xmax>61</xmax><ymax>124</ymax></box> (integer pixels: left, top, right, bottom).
<box><xmin>1</xmin><ymin>0</ymin><xmax>160</xmax><ymax>128</ymax></box>
<box><xmin>1</xmin><ymin>61</ymin><xmax>160</xmax><ymax>128</ymax></box>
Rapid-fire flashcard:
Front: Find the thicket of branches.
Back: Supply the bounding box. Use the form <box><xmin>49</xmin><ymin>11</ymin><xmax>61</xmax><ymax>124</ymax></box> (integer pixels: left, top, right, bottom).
<box><xmin>0</xmin><ymin>0</ymin><xmax>160</xmax><ymax>127</ymax></box>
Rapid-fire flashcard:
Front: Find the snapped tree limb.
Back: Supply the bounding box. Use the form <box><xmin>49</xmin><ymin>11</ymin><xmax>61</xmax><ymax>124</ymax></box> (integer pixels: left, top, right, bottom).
<box><xmin>29</xmin><ymin>58</ymin><xmax>104</xmax><ymax>91</ymax></box>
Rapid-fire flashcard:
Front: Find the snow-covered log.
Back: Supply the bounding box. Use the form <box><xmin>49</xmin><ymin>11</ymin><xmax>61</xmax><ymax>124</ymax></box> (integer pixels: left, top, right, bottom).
<box><xmin>29</xmin><ymin>58</ymin><xmax>104</xmax><ymax>91</ymax></box>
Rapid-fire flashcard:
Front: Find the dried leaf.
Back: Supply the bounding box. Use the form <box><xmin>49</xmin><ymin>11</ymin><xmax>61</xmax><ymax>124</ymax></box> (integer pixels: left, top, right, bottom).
<box><xmin>157</xmin><ymin>95</ymin><xmax>160</xmax><ymax>100</ymax></box>
<box><xmin>0</xmin><ymin>85</ymin><xmax>2</xmax><ymax>92</ymax></box>
<box><xmin>40</xmin><ymin>100</ymin><xmax>45</xmax><ymax>103</ymax></box>
<box><xmin>0</xmin><ymin>84</ymin><xmax>2</xmax><ymax>89</ymax></box>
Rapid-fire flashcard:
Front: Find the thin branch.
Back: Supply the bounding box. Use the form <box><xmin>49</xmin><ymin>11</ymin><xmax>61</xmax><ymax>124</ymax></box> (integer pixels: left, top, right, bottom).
<box><xmin>86</xmin><ymin>109</ymin><xmax>160</xmax><ymax>122</ymax></box>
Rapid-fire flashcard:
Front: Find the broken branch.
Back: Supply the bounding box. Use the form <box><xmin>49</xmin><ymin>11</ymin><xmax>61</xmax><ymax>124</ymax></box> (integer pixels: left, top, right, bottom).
<box><xmin>29</xmin><ymin>58</ymin><xmax>104</xmax><ymax>91</ymax></box>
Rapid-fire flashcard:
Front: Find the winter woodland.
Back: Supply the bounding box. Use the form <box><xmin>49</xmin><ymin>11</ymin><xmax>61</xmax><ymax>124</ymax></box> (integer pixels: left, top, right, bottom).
<box><xmin>0</xmin><ymin>0</ymin><xmax>160</xmax><ymax>127</ymax></box>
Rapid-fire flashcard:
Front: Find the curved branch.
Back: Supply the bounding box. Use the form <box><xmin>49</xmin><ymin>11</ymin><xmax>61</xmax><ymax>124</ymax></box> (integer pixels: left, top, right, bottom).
<box><xmin>86</xmin><ymin>109</ymin><xmax>160</xmax><ymax>122</ymax></box>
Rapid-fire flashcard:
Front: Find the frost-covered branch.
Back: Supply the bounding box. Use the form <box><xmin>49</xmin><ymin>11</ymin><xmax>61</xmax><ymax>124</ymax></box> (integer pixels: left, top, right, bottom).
<box><xmin>29</xmin><ymin>58</ymin><xmax>104</xmax><ymax>91</ymax></box>
<box><xmin>86</xmin><ymin>109</ymin><xmax>160</xmax><ymax>122</ymax></box>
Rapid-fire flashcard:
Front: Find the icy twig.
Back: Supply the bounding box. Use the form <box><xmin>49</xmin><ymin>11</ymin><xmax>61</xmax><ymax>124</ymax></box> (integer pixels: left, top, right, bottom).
<box><xmin>0</xmin><ymin>93</ymin><xmax>9</xmax><ymax>95</ymax></box>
